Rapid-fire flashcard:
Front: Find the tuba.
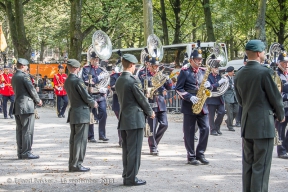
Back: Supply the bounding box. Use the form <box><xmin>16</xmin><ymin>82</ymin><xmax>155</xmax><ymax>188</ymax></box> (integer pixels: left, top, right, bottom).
<box><xmin>88</xmin><ymin>30</ymin><xmax>112</xmax><ymax>94</ymax></box>
<box><xmin>145</xmin><ymin>34</ymin><xmax>166</xmax><ymax>99</ymax></box>
<box><xmin>208</xmin><ymin>43</ymin><xmax>229</xmax><ymax>97</ymax></box>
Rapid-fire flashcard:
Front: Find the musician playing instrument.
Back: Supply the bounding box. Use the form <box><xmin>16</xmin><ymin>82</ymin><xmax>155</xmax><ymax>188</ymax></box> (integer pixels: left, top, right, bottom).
<box><xmin>82</xmin><ymin>51</ymin><xmax>109</xmax><ymax>142</ymax></box>
<box><xmin>0</xmin><ymin>65</ymin><xmax>15</xmax><ymax>119</ymax></box>
<box><xmin>275</xmin><ymin>52</ymin><xmax>288</xmax><ymax>159</ymax></box>
<box><xmin>175</xmin><ymin>48</ymin><xmax>212</xmax><ymax>165</ymax></box>
<box><xmin>138</xmin><ymin>56</ymin><xmax>172</xmax><ymax>156</ymax></box>
<box><xmin>53</xmin><ymin>65</ymin><xmax>68</xmax><ymax>118</ymax></box>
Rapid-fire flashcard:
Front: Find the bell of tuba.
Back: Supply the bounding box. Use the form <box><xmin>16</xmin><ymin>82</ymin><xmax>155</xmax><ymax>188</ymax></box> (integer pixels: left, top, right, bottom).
<box><xmin>88</xmin><ymin>30</ymin><xmax>112</xmax><ymax>93</ymax></box>
<box><xmin>208</xmin><ymin>43</ymin><xmax>229</xmax><ymax>97</ymax></box>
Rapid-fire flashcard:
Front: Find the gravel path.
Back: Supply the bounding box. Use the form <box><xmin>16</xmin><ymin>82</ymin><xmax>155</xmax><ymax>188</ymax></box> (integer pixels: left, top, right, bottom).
<box><xmin>0</xmin><ymin>107</ymin><xmax>287</xmax><ymax>192</ymax></box>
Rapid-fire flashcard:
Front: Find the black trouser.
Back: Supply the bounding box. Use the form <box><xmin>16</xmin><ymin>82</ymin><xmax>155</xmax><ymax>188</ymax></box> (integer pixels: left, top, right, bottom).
<box><xmin>3</xmin><ymin>95</ymin><xmax>15</xmax><ymax>118</ymax></box>
<box><xmin>225</xmin><ymin>102</ymin><xmax>239</xmax><ymax>129</ymax></box>
<box><xmin>242</xmin><ymin>138</ymin><xmax>273</xmax><ymax>192</ymax></box>
<box><xmin>114</xmin><ymin>111</ymin><xmax>122</xmax><ymax>144</ymax></box>
<box><xmin>69</xmin><ymin>123</ymin><xmax>89</xmax><ymax>168</ymax></box>
<box><xmin>121</xmin><ymin>128</ymin><xmax>143</xmax><ymax>184</ymax></box>
<box><xmin>236</xmin><ymin>106</ymin><xmax>242</xmax><ymax>124</ymax></box>
<box><xmin>275</xmin><ymin>118</ymin><xmax>288</xmax><ymax>156</ymax></box>
<box><xmin>15</xmin><ymin>114</ymin><xmax>35</xmax><ymax>157</ymax></box>
<box><xmin>183</xmin><ymin>113</ymin><xmax>209</xmax><ymax>161</ymax></box>
<box><xmin>147</xmin><ymin>111</ymin><xmax>168</xmax><ymax>152</ymax></box>
<box><xmin>207</xmin><ymin>104</ymin><xmax>225</xmax><ymax>132</ymax></box>
<box><xmin>56</xmin><ymin>95</ymin><xmax>68</xmax><ymax>116</ymax></box>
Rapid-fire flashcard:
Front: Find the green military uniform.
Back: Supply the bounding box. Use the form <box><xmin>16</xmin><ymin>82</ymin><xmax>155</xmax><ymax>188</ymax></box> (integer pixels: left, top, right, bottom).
<box><xmin>11</xmin><ymin>59</ymin><xmax>41</xmax><ymax>159</ymax></box>
<box><xmin>64</xmin><ymin>59</ymin><xmax>95</xmax><ymax>172</ymax></box>
<box><xmin>115</xmin><ymin>54</ymin><xmax>153</xmax><ymax>185</ymax></box>
<box><xmin>234</xmin><ymin>40</ymin><xmax>285</xmax><ymax>192</ymax></box>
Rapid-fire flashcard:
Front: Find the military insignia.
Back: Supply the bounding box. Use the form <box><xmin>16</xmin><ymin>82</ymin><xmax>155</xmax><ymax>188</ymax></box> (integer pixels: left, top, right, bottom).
<box><xmin>25</xmin><ymin>77</ymin><xmax>31</xmax><ymax>82</ymax></box>
<box><xmin>198</xmin><ymin>49</ymin><xmax>202</xmax><ymax>54</ymax></box>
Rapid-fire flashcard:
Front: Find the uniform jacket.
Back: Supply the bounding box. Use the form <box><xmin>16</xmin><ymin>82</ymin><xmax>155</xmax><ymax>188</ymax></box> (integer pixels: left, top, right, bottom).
<box><xmin>234</xmin><ymin>61</ymin><xmax>284</xmax><ymax>139</ymax></box>
<box><xmin>138</xmin><ymin>67</ymin><xmax>172</xmax><ymax>112</ymax></box>
<box><xmin>0</xmin><ymin>73</ymin><xmax>14</xmax><ymax>96</ymax></box>
<box><xmin>223</xmin><ymin>75</ymin><xmax>237</xmax><ymax>104</ymax></box>
<box><xmin>11</xmin><ymin>70</ymin><xmax>41</xmax><ymax>115</ymax></box>
<box><xmin>206</xmin><ymin>73</ymin><xmax>224</xmax><ymax>105</ymax></box>
<box><xmin>277</xmin><ymin>68</ymin><xmax>288</xmax><ymax>116</ymax></box>
<box><xmin>115</xmin><ymin>71</ymin><xmax>153</xmax><ymax>130</ymax></box>
<box><xmin>175</xmin><ymin>66</ymin><xmax>210</xmax><ymax>115</ymax></box>
<box><xmin>53</xmin><ymin>73</ymin><xmax>67</xmax><ymax>96</ymax></box>
<box><xmin>110</xmin><ymin>72</ymin><xmax>120</xmax><ymax>112</ymax></box>
<box><xmin>64</xmin><ymin>73</ymin><xmax>95</xmax><ymax>124</ymax></box>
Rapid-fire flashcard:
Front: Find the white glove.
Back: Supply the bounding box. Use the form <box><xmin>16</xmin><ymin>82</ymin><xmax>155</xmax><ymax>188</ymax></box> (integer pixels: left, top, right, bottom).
<box><xmin>204</xmin><ymin>81</ymin><xmax>211</xmax><ymax>88</ymax></box>
<box><xmin>98</xmin><ymin>73</ymin><xmax>105</xmax><ymax>80</ymax></box>
<box><xmin>190</xmin><ymin>96</ymin><xmax>199</xmax><ymax>104</ymax></box>
<box><xmin>99</xmin><ymin>87</ymin><xmax>107</xmax><ymax>94</ymax></box>
<box><xmin>218</xmin><ymin>78</ymin><xmax>226</xmax><ymax>85</ymax></box>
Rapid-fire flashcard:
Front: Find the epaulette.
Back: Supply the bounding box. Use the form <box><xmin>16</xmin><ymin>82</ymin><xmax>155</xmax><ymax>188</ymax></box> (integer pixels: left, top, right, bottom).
<box><xmin>181</xmin><ymin>66</ymin><xmax>189</xmax><ymax>71</ymax></box>
<box><xmin>199</xmin><ymin>67</ymin><xmax>206</xmax><ymax>71</ymax></box>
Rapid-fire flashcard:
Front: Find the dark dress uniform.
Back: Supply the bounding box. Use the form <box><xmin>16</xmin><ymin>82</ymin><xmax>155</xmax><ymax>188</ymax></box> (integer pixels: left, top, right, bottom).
<box><xmin>64</xmin><ymin>59</ymin><xmax>95</xmax><ymax>172</ymax></box>
<box><xmin>110</xmin><ymin>72</ymin><xmax>122</xmax><ymax>146</ymax></box>
<box><xmin>82</xmin><ymin>65</ymin><xmax>108</xmax><ymax>141</ymax></box>
<box><xmin>116</xmin><ymin>69</ymin><xmax>153</xmax><ymax>185</ymax></box>
<box><xmin>175</xmin><ymin>66</ymin><xmax>210</xmax><ymax>164</ymax></box>
<box><xmin>234</xmin><ymin>43</ymin><xmax>284</xmax><ymax>192</ymax></box>
<box><xmin>275</xmin><ymin>68</ymin><xmax>288</xmax><ymax>158</ymax></box>
<box><xmin>138</xmin><ymin>67</ymin><xmax>172</xmax><ymax>154</ymax></box>
<box><xmin>11</xmin><ymin>62</ymin><xmax>41</xmax><ymax>159</ymax></box>
<box><xmin>206</xmin><ymin>73</ymin><xmax>225</xmax><ymax>135</ymax></box>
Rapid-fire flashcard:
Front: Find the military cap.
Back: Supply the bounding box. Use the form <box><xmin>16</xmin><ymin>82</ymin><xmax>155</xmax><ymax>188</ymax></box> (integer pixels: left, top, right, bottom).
<box><xmin>210</xmin><ymin>60</ymin><xmax>220</xmax><ymax>68</ymax></box>
<box><xmin>190</xmin><ymin>49</ymin><xmax>203</xmax><ymax>59</ymax></box>
<box><xmin>148</xmin><ymin>57</ymin><xmax>160</xmax><ymax>65</ymax></box>
<box><xmin>3</xmin><ymin>65</ymin><xmax>10</xmax><ymax>69</ymax></box>
<box><xmin>90</xmin><ymin>51</ymin><xmax>99</xmax><ymax>58</ymax></box>
<box><xmin>18</xmin><ymin>58</ymin><xmax>29</xmax><ymax>65</ymax></box>
<box><xmin>122</xmin><ymin>54</ymin><xmax>138</xmax><ymax>64</ymax></box>
<box><xmin>226</xmin><ymin>66</ymin><xmax>234</xmax><ymax>72</ymax></box>
<box><xmin>278</xmin><ymin>52</ymin><xmax>288</xmax><ymax>62</ymax></box>
<box><xmin>245</xmin><ymin>40</ymin><xmax>265</xmax><ymax>52</ymax></box>
<box><xmin>67</xmin><ymin>59</ymin><xmax>81</xmax><ymax>68</ymax></box>
<box><xmin>58</xmin><ymin>65</ymin><xmax>64</xmax><ymax>69</ymax></box>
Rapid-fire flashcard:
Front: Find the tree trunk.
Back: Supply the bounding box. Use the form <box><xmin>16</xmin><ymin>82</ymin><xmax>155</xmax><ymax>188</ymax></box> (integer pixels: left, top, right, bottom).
<box><xmin>277</xmin><ymin>0</ymin><xmax>287</xmax><ymax>44</ymax></box>
<box><xmin>143</xmin><ymin>0</ymin><xmax>154</xmax><ymax>46</ymax></box>
<box><xmin>14</xmin><ymin>0</ymin><xmax>31</xmax><ymax>59</ymax></box>
<box><xmin>229</xmin><ymin>25</ymin><xmax>234</xmax><ymax>60</ymax></box>
<box><xmin>160</xmin><ymin>0</ymin><xmax>169</xmax><ymax>45</ymax></box>
<box><xmin>5</xmin><ymin>1</ymin><xmax>18</xmax><ymax>57</ymax></box>
<box><xmin>201</xmin><ymin>0</ymin><xmax>215</xmax><ymax>42</ymax></box>
<box><xmin>255</xmin><ymin>0</ymin><xmax>267</xmax><ymax>44</ymax></box>
<box><xmin>69</xmin><ymin>0</ymin><xmax>83</xmax><ymax>61</ymax></box>
<box><xmin>171</xmin><ymin>0</ymin><xmax>181</xmax><ymax>44</ymax></box>
<box><xmin>40</xmin><ymin>40</ymin><xmax>45</xmax><ymax>62</ymax></box>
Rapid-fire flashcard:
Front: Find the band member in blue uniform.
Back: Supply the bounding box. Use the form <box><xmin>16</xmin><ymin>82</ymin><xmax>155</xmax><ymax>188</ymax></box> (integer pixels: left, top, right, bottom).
<box><xmin>275</xmin><ymin>52</ymin><xmax>288</xmax><ymax>159</ymax></box>
<box><xmin>207</xmin><ymin>60</ymin><xmax>228</xmax><ymax>135</ymax></box>
<box><xmin>138</xmin><ymin>56</ymin><xmax>172</xmax><ymax>155</ymax></box>
<box><xmin>82</xmin><ymin>51</ymin><xmax>109</xmax><ymax>142</ymax></box>
<box><xmin>110</xmin><ymin>55</ymin><xmax>122</xmax><ymax>147</ymax></box>
<box><xmin>175</xmin><ymin>48</ymin><xmax>212</xmax><ymax>165</ymax></box>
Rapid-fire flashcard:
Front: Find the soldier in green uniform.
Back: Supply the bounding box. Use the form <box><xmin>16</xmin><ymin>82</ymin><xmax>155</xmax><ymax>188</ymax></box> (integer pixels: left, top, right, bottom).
<box><xmin>234</xmin><ymin>40</ymin><xmax>285</xmax><ymax>192</ymax></box>
<box><xmin>11</xmin><ymin>58</ymin><xmax>42</xmax><ymax>159</ymax></box>
<box><xmin>64</xmin><ymin>59</ymin><xmax>97</xmax><ymax>172</ymax></box>
<box><xmin>115</xmin><ymin>54</ymin><xmax>155</xmax><ymax>186</ymax></box>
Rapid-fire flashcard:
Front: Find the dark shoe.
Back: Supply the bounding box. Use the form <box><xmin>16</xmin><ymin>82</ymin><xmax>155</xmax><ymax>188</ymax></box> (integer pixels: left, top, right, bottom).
<box><xmin>196</xmin><ymin>156</ymin><xmax>209</xmax><ymax>165</ymax></box>
<box><xmin>99</xmin><ymin>137</ymin><xmax>109</xmax><ymax>142</ymax></box>
<box><xmin>58</xmin><ymin>115</ymin><xmax>62</xmax><ymax>118</ymax></box>
<box><xmin>124</xmin><ymin>178</ymin><xmax>146</xmax><ymax>186</ymax></box>
<box><xmin>187</xmin><ymin>159</ymin><xmax>200</xmax><ymax>165</ymax></box>
<box><xmin>194</xmin><ymin>135</ymin><xmax>198</xmax><ymax>141</ymax></box>
<box><xmin>210</xmin><ymin>130</ymin><xmax>218</xmax><ymax>136</ymax></box>
<box><xmin>4</xmin><ymin>116</ymin><xmax>8</xmax><ymax>119</ymax></box>
<box><xmin>9</xmin><ymin>115</ymin><xmax>14</xmax><ymax>119</ymax></box>
<box><xmin>88</xmin><ymin>138</ymin><xmax>97</xmax><ymax>143</ymax></box>
<box><xmin>217</xmin><ymin>130</ymin><xmax>222</xmax><ymax>135</ymax></box>
<box><xmin>62</xmin><ymin>115</ymin><xmax>65</xmax><ymax>118</ymax></box>
<box><xmin>234</xmin><ymin>123</ymin><xmax>241</xmax><ymax>127</ymax></box>
<box><xmin>21</xmin><ymin>153</ymin><xmax>40</xmax><ymax>159</ymax></box>
<box><xmin>228</xmin><ymin>128</ymin><xmax>235</xmax><ymax>131</ymax></box>
<box><xmin>150</xmin><ymin>151</ymin><xmax>159</xmax><ymax>156</ymax></box>
<box><xmin>278</xmin><ymin>154</ymin><xmax>288</xmax><ymax>159</ymax></box>
<box><xmin>69</xmin><ymin>166</ymin><xmax>90</xmax><ymax>172</ymax></box>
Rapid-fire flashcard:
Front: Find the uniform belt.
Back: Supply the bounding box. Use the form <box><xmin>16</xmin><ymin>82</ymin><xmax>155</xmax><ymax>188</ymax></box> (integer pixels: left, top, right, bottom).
<box><xmin>283</xmin><ymin>101</ymin><xmax>288</xmax><ymax>108</ymax></box>
<box><xmin>91</xmin><ymin>92</ymin><xmax>101</xmax><ymax>95</ymax></box>
<box><xmin>149</xmin><ymin>102</ymin><xmax>158</xmax><ymax>108</ymax></box>
<box><xmin>187</xmin><ymin>90</ymin><xmax>198</xmax><ymax>94</ymax></box>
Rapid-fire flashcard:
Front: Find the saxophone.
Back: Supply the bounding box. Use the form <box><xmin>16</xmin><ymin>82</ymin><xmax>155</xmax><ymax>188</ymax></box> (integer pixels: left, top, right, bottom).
<box><xmin>147</xmin><ymin>68</ymin><xmax>167</xmax><ymax>99</ymax></box>
<box><xmin>192</xmin><ymin>65</ymin><xmax>212</xmax><ymax>114</ymax></box>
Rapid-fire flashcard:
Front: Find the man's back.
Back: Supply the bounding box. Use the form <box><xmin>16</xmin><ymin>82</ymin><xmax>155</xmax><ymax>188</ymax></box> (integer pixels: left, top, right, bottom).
<box><xmin>234</xmin><ymin>61</ymin><xmax>284</xmax><ymax>138</ymax></box>
<box><xmin>116</xmin><ymin>72</ymin><xmax>152</xmax><ymax>130</ymax></box>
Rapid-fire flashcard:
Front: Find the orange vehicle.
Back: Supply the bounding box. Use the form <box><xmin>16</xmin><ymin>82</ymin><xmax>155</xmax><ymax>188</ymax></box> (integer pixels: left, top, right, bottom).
<box><xmin>29</xmin><ymin>63</ymin><xmax>67</xmax><ymax>79</ymax></box>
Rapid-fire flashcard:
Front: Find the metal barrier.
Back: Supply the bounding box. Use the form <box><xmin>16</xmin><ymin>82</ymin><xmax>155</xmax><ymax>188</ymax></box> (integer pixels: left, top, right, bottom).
<box><xmin>165</xmin><ymin>90</ymin><xmax>181</xmax><ymax>114</ymax></box>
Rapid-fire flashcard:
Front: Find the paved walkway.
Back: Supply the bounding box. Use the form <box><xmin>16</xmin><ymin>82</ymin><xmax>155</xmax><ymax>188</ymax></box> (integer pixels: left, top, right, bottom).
<box><xmin>0</xmin><ymin>107</ymin><xmax>287</xmax><ymax>192</ymax></box>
